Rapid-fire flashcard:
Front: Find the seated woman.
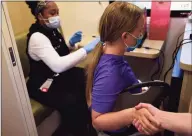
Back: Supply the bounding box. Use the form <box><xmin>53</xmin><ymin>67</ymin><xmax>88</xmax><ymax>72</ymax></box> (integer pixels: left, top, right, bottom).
<box><xmin>25</xmin><ymin>1</ymin><xmax>99</xmax><ymax>136</ymax></box>
<box><xmin>86</xmin><ymin>2</ymin><xmax>160</xmax><ymax>136</ymax></box>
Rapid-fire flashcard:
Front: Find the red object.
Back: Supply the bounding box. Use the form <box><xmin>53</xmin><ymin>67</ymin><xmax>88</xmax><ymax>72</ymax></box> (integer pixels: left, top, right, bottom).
<box><xmin>42</xmin><ymin>88</ymin><xmax>48</xmax><ymax>92</ymax></box>
<box><xmin>143</xmin><ymin>7</ymin><xmax>147</xmax><ymax>33</ymax></box>
<box><xmin>149</xmin><ymin>2</ymin><xmax>171</xmax><ymax>40</ymax></box>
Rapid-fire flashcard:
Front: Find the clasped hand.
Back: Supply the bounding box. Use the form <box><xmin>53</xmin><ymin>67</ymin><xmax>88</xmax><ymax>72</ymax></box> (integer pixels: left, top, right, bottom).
<box><xmin>132</xmin><ymin>103</ymin><xmax>162</xmax><ymax>135</ymax></box>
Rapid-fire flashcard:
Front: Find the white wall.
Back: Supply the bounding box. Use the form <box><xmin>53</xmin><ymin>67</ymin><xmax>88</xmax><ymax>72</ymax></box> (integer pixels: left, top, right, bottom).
<box><xmin>56</xmin><ymin>2</ymin><xmax>108</xmax><ymax>40</ymax></box>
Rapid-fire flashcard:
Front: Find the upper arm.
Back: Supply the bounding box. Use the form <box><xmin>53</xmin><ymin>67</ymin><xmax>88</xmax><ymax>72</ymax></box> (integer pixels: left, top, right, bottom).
<box><xmin>92</xmin><ymin>68</ymin><xmax>122</xmax><ymax>114</ymax></box>
<box><xmin>29</xmin><ymin>32</ymin><xmax>63</xmax><ymax>72</ymax></box>
<box><xmin>29</xmin><ymin>32</ymin><xmax>60</xmax><ymax>60</ymax></box>
<box><xmin>92</xmin><ymin>109</ymin><xmax>102</xmax><ymax>121</ymax></box>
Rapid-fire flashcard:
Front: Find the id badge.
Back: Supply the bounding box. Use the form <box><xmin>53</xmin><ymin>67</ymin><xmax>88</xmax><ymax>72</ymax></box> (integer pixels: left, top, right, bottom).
<box><xmin>40</xmin><ymin>78</ymin><xmax>53</xmax><ymax>92</ymax></box>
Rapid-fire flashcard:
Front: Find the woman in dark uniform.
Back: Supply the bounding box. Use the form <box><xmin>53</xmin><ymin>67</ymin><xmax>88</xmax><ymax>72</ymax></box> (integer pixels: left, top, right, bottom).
<box><xmin>25</xmin><ymin>1</ymin><xmax>99</xmax><ymax>136</ymax></box>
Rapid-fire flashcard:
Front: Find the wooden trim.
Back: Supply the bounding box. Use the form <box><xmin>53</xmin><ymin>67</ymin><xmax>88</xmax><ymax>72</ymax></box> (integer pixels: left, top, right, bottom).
<box><xmin>179</xmin><ymin>71</ymin><xmax>192</xmax><ymax>112</ymax></box>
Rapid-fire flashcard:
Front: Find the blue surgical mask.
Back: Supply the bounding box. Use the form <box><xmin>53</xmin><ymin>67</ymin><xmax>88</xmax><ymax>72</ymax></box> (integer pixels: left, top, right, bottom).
<box><xmin>125</xmin><ymin>33</ymin><xmax>143</xmax><ymax>52</ymax></box>
<box><xmin>41</xmin><ymin>14</ymin><xmax>61</xmax><ymax>29</ymax></box>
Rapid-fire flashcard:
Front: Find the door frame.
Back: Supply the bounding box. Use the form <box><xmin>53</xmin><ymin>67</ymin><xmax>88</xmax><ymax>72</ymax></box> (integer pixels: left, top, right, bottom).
<box><xmin>2</xmin><ymin>2</ymin><xmax>37</xmax><ymax>136</ymax></box>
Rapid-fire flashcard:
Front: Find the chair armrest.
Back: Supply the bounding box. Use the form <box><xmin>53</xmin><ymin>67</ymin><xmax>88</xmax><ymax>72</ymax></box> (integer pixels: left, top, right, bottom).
<box><xmin>121</xmin><ymin>80</ymin><xmax>170</xmax><ymax>94</ymax></box>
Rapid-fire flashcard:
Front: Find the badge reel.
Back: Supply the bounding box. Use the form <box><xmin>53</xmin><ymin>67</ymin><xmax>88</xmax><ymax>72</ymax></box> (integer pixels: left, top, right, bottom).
<box><xmin>40</xmin><ymin>73</ymin><xmax>59</xmax><ymax>92</ymax></box>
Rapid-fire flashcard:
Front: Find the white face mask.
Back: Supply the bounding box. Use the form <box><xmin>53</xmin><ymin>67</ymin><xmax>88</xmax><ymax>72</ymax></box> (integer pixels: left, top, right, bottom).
<box><xmin>40</xmin><ymin>14</ymin><xmax>61</xmax><ymax>29</ymax></box>
<box><xmin>46</xmin><ymin>16</ymin><xmax>60</xmax><ymax>29</ymax></box>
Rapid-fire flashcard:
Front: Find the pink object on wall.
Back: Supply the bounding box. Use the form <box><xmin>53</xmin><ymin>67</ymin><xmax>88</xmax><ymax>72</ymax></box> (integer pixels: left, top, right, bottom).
<box><xmin>149</xmin><ymin>1</ymin><xmax>171</xmax><ymax>40</ymax></box>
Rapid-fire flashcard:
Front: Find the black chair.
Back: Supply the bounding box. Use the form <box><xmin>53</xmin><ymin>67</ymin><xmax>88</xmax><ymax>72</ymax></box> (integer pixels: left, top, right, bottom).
<box><xmin>109</xmin><ymin>80</ymin><xmax>174</xmax><ymax>136</ymax></box>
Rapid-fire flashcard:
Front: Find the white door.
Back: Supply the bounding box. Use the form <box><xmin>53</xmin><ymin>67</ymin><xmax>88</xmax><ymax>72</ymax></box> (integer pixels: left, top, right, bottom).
<box><xmin>1</xmin><ymin>2</ymin><xmax>38</xmax><ymax>136</ymax></box>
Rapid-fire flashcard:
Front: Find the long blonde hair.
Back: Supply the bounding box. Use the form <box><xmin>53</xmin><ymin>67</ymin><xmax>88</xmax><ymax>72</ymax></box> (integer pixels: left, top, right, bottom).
<box><xmin>86</xmin><ymin>2</ymin><xmax>143</xmax><ymax>106</ymax></box>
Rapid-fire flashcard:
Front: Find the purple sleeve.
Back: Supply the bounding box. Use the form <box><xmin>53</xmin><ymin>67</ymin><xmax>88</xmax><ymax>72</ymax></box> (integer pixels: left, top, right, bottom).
<box><xmin>92</xmin><ymin>69</ymin><xmax>123</xmax><ymax>113</ymax></box>
<box><xmin>122</xmin><ymin>62</ymin><xmax>141</xmax><ymax>94</ymax></box>
<box><xmin>92</xmin><ymin>62</ymin><xmax>141</xmax><ymax>114</ymax></box>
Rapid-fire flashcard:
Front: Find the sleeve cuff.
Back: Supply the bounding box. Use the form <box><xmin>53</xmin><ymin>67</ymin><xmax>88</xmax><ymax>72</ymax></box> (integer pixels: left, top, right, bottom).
<box><xmin>77</xmin><ymin>48</ymin><xmax>87</xmax><ymax>60</ymax></box>
<box><xmin>66</xmin><ymin>42</ymin><xmax>79</xmax><ymax>50</ymax></box>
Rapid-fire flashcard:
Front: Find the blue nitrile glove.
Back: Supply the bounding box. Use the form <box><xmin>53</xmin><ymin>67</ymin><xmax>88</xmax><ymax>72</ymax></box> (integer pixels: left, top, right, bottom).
<box><xmin>69</xmin><ymin>31</ymin><xmax>82</xmax><ymax>46</ymax></box>
<box><xmin>83</xmin><ymin>37</ymin><xmax>100</xmax><ymax>53</ymax></box>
